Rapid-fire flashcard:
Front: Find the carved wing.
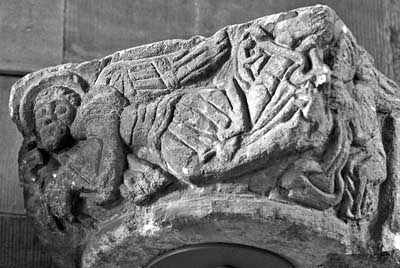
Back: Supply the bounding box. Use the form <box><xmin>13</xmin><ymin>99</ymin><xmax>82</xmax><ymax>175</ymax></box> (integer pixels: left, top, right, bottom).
<box><xmin>95</xmin><ymin>30</ymin><xmax>231</xmax><ymax>104</ymax></box>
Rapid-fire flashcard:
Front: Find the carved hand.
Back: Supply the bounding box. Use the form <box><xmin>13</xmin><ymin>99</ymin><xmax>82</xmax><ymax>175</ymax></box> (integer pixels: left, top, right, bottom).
<box><xmin>19</xmin><ymin>142</ymin><xmax>44</xmax><ymax>186</ymax></box>
<box><xmin>121</xmin><ymin>154</ymin><xmax>172</xmax><ymax>204</ymax></box>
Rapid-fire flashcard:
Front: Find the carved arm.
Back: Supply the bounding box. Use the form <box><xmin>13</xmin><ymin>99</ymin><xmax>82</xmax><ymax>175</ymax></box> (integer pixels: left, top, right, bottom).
<box><xmin>71</xmin><ymin>85</ymin><xmax>128</xmax><ymax>206</ymax></box>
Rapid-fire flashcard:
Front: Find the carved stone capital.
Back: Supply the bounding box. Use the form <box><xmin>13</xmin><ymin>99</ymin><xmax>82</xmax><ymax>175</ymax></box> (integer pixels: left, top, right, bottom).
<box><xmin>9</xmin><ymin>4</ymin><xmax>400</xmax><ymax>267</ymax></box>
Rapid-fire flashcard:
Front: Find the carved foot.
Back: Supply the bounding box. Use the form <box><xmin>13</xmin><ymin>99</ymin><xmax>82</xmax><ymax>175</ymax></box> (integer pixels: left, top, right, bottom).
<box><xmin>276</xmin><ymin>159</ymin><xmax>343</xmax><ymax>210</ymax></box>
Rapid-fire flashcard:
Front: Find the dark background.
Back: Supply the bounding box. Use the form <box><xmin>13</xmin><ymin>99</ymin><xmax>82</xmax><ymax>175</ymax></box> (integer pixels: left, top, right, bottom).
<box><xmin>1</xmin><ymin>0</ymin><xmax>399</xmax><ymax>267</ymax></box>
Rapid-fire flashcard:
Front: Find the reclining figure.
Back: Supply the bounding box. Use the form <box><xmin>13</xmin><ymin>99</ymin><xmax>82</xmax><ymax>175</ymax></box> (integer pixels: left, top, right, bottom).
<box><xmin>10</xmin><ymin>6</ymin><xmax>397</xmax><ymax>235</ymax></box>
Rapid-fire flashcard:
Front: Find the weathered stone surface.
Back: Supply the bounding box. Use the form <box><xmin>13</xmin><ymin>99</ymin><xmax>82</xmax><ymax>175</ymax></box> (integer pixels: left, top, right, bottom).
<box><xmin>8</xmin><ymin>4</ymin><xmax>400</xmax><ymax>267</ymax></box>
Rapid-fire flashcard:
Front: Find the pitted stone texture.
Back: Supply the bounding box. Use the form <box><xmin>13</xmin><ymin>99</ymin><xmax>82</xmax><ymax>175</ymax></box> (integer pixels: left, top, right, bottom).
<box><xmin>9</xmin><ymin>4</ymin><xmax>400</xmax><ymax>268</ymax></box>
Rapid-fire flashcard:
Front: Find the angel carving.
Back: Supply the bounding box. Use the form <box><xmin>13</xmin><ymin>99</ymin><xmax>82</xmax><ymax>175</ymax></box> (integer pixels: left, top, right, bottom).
<box><xmin>11</xmin><ymin>8</ymin><xmax>390</xmax><ymax>228</ymax></box>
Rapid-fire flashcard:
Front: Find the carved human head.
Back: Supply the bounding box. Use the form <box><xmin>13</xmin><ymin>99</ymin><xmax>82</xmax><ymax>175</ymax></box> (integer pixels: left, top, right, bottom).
<box><xmin>33</xmin><ymin>86</ymin><xmax>81</xmax><ymax>152</ymax></box>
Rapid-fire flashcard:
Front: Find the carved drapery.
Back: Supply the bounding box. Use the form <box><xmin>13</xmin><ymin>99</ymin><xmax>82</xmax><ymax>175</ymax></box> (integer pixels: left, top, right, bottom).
<box><xmin>9</xmin><ymin>5</ymin><xmax>400</xmax><ymax>268</ymax></box>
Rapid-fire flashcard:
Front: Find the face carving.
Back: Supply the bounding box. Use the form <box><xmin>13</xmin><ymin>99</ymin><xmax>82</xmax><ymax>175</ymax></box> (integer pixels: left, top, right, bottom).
<box><xmin>33</xmin><ymin>87</ymin><xmax>79</xmax><ymax>152</ymax></box>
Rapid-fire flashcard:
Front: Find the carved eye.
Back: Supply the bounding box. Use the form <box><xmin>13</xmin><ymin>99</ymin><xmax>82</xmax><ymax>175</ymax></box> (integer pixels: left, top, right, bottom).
<box><xmin>43</xmin><ymin>119</ymin><xmax>52</xmax><ymax>126</ymax></box>
<box><xmin>55</xmin><ymin>105</ymin><xmax>68</xmax><ymax>115</ymax></box>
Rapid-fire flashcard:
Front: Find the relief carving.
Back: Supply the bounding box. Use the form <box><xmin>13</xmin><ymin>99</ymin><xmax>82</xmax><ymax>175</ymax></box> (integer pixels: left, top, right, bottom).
<box><xmin>9</xmin><ymin>5</ymin><xmax>400</xmax><ymax>268</ymax></box>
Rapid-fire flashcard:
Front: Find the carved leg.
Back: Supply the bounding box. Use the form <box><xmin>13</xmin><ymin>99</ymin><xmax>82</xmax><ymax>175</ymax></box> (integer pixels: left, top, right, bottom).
<box><xmin>276</xmin><ymin>119</ymin><xmax>348</xmax><ymax>210</ymax></box>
